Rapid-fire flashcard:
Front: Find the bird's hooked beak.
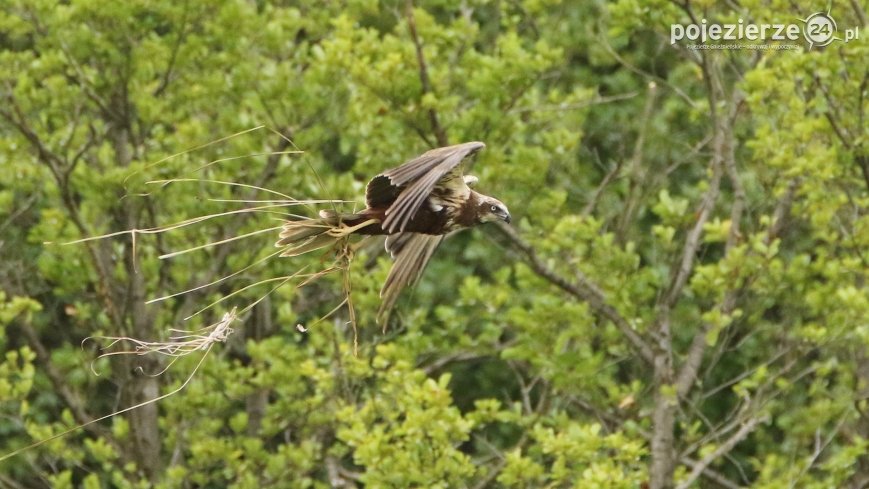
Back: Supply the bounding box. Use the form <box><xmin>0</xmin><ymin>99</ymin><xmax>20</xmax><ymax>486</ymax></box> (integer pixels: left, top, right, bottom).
<box><xmin>496</xmin><ymin>204</ymin><xmax>511</xmax><ymax>224</ymax></box>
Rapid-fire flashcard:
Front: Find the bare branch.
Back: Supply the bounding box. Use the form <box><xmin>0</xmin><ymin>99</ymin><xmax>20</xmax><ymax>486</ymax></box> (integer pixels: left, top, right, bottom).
<box><xmin>326</xmin><ymin>455</ymin><xmax>360</xmax><ymax>488</ymax></box>
<box><xmin>0</xmin><ymin>96</ymin><xmax>120</xmax><ymax>322</ymax></box>
<box><xmin>569</xmin><ymin>396</ymin><xmax>742</xmax><ymax>489</ymax></box>
<box><xmin>0</xmin><ymin>193</ymin><xmax>38</xmax><ymax>237</ymax></box>
<box><xmin>661</xmin><ymin>159</ymin><xmax>723</xmax><ymax>308</ymax></box>
<box><xmin>493</xmin><ymin>222</ymin><xmax>654</xmax><ymax>364</ymax></box>
<box><xmin>598</xmin><ymin>27</ymin><xmax>697</xmax><ymax>108</ymax></box>
<box><xmin>510</xmin><ymin>91</ymin><xmax>639</xmax><ymax>114</ymax></box>
<box><xmin>767</xmin><ymin>178</ymin><xmax>799</xmax><ymax>244</ymax></box>
<box><xmin>422</xmin><ymin>350</ymin><xmax>492</xmax><ymax>375</ymax></box>
<box><xmin>650</xmin><ymin>42</ymin><xmax>729</xmax><ymax>489</ymax></box>
<box><xmin>674</xmin><ymin>92</ymin><xmax>742</xmax><ymax>398</ymax></box>
<box><xmin>675</xmin><ymin>416</ymin><xmax>766</xmax><ymax>489</ymax></box>
<box><xmin>153</xmin><ymin>1</ymin><xmax>191</xmax><ymax>97</ymax></box>
<box><xmin>789</xmin><ymin>412</ymin><xmax>850</xmax><ymax>487</ymax></box>
<box><xmin>616</xmin><ymin>82</ymin><xmax>658</xmax><ymax>240</ymax></box>
<box><xmin>406</xmin><ymin>0</ymin><xmax>448</xmax><ymax>146</ymax></box>
<box><xmin>582</xmin><ymin>155</ymin><xmax>623</xmax><ymax>217</ymax></box>
<box><xmin>18</xmin><ymin>318</ymin><xmax>111</xmax><ymax>439</ymax></box>
<box><xmin>681</xmin><ymin>458</ymin><xmax>742</xmax><ymax>489</ymax></box>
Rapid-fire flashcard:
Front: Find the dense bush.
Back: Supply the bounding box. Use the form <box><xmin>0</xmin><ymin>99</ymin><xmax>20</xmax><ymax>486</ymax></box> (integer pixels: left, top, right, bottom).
<box><xmin>1</xmin><ymin>1</ymin><xmax>867</xmax><ymax>487</ymax></box>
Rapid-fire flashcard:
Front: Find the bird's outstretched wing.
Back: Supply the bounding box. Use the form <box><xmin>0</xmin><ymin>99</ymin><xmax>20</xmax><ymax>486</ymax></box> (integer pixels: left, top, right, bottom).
<box><xmin>371</xmin><ymin>142</ymin><xmax>485</xmax><ymax>233</ymax></box>
<box><xmin>377</xmin><ymin>232</ymin><xmax>445</xmax><ymax>323</ymax></box>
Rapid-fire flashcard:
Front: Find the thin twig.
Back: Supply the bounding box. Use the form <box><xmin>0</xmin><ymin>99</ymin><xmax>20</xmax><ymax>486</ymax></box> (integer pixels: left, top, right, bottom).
<box><xmin>406</xmin><ymin>0</ymin><xmax>448</xmax><ymax>146</ymax></box>
<box><xmin>675</xmin><ymin>416</ymin><xmax>766</xmax><ymax>489</ymax></box>
<box><xmin>493</xmin><ymin>222</ymin><xmax>654</xmax><ymax>363</ymax></box>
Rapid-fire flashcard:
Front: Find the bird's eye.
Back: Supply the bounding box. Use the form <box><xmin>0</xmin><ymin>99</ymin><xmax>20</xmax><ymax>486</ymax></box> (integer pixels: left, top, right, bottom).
<box><xmin>490</xmin><ymin>205</ymin><xmax>497</xmax><ymax>212</ymax></box>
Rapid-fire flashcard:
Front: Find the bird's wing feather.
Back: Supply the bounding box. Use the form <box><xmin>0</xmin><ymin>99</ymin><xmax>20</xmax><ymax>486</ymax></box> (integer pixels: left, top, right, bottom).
<box><xmin>380</xmin><ymin>142</ymin><xmax>485</xmax><ymax>233</ymax></box>
<box><xmin>365</xmin><ymin>174</ymin><xmax>401</xmax><ymax>208</ymax></box>
<box><xmin>377</xmin><ymin>232</ymin><xmax>444</xmax><ymax>323</ymax></box>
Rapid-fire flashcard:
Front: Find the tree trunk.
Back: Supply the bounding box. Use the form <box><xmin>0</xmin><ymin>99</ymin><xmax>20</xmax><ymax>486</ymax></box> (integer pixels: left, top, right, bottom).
<box><xmin>113</xmin><ymin>124</ymin><xmax>163</xmax><ymax>479</ymax></box>
<box><xmin>650</xmin><ymin>315</ymin><xmax>676</xmax><ymax>489</ymax></box>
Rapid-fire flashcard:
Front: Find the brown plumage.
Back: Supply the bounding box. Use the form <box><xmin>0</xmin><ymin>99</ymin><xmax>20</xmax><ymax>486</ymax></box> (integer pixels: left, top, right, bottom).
<box><xmin>276</xmin><ymin>142</ymin><xmax>511</xmax><ymax>322</ymax></box>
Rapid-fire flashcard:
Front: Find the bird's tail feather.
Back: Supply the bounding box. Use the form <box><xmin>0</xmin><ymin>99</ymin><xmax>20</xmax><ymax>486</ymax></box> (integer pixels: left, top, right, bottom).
<box><xmin>275</xmin><ymin>210</ymin><xmax>373</xmax><ymax>257</ymax></box>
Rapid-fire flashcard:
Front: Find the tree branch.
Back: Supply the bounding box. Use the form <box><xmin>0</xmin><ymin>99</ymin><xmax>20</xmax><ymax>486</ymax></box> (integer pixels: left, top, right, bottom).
<box><xmin>675</xmin><ymin>416</ymin><xmax>765</xmax><ymax>489</ymax></box>
<box><xmin>0</xmin><ymin>96</ymin><xmax>120</xmax><ymax>322</ymax></box>
<box><xmin>661</xmin><ymin>159</ymin><xmax>723</xmax><ymax>308</ymax></box>
<box><xmin>406</xmin><ymin>0</ymin><xmax>448</xmax><ymax>147</ymax></box>
<box><xmin>570</xmin><ymin>396</ymin><xmax>742</xmax><ymax>489</ymax></box>
<box><xmin>650</xmin><ymin>41</ymin><xmax>727</xmax><ymax>488</ymax></box>
<box><xmin>616</xmin><ymin>81</ymin><xmax>658</xmax><ymax>241</ymax></box>
<box><xmin>153</xmin><ymin>0</ymin><xmax>191</xmax><ymax>97</ymax></box>
<box><xmin>581</xmin><ymin>154</ymin><xmax>622</xmax><ymax>217</ymax></box>
<box><xmin>18</xmin><ymin>318</ymin><xmax>111</xmax><ymax>440</ymax></box>
<box><xmin>674</xmin><ymin>92</ymin><xmax>742</xmax><ymax>398</ymax></box>
<box><xmin>492</xmin><ymin>221</ymin><xmax>654</xmax><ymax>364</ymax></box>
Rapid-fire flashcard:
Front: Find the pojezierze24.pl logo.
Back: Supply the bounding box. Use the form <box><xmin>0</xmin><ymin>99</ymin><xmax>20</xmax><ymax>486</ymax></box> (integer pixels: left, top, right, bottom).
<box><xmin>670</xmin><ymin>12</ymin><xmax>860</xmax><ymax>49</ymax></box>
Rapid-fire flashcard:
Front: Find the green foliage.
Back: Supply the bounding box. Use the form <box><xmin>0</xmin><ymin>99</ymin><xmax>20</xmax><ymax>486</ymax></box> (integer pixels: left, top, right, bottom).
<box><xmin>1</xmin><ymin>0</ymin><xmax>868</xmax><ymax>487</ymax></box>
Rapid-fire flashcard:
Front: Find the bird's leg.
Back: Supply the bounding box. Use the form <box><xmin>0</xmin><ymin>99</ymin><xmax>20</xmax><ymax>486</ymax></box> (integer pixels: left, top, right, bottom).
<box><xmin>327</xmin><ymin>219</ymin><xmax>380</xmax><ymax>237</ymax></box>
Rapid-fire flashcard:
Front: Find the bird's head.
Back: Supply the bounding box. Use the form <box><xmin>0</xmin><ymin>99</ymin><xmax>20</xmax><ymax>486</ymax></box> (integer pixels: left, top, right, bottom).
<box><xmin>478</xmin><ymin>196</ymin><xmax>511</xmax><ymax>224</ymax></box>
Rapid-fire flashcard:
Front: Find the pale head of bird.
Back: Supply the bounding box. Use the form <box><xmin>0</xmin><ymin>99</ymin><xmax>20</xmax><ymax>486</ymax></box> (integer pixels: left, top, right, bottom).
<box><xmin>477</xmin><ymin>195</ymin><xmax>511</xmax><ymax>224</ymax></box>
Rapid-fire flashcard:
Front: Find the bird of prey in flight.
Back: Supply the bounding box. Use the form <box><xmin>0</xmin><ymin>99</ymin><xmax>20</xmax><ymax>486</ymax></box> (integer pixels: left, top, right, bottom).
<box><xmin>276</xmin><ymin>141</ymin><xmax>511</xmax><ymax>322</ymax></box>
